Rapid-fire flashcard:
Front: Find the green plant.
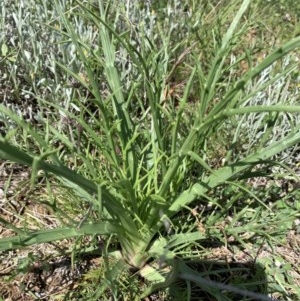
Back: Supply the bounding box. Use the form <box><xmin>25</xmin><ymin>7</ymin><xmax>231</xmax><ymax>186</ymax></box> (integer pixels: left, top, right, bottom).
<box><xmin>0</xmin><ymin>0</ymin><xmax>300</xmax><ymax>300</ymax></box>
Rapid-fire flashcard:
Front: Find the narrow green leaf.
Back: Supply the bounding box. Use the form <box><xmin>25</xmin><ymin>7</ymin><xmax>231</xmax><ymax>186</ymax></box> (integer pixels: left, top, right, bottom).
<box><xmin>167</xmin><ymin>129</ymin><xmax>300</xmax><ymax>216</ymax></box>
<box><xmin>1</xmin><ymin>43</ymin><xmax>8</xmax><ymax>56</ymax></box>
<box><xmin>0</xmin><ymin>221</ymin><xmax>120</xmax><ymax>251</ymax></box>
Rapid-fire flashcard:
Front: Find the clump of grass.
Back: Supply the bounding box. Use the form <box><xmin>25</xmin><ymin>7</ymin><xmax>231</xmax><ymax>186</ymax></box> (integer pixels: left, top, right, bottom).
<box><xmin>0</xmin><ymin>0</ymin><xmax>300</xmax><ymax>300</ymax></box>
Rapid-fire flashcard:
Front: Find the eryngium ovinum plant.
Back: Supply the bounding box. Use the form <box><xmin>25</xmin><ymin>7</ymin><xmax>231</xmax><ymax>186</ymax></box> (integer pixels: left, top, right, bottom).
<box><xmin>0</xmin><ymin>0</ymin><xmax>300</xmax><ymax>299</ymax></box>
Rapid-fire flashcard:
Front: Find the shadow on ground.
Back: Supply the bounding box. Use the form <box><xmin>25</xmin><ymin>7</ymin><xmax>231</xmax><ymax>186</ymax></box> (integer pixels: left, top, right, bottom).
<box><xmin>169</xmin><ymin>259</ymin><xmax>273</xmax><ymax>301</ymax></box>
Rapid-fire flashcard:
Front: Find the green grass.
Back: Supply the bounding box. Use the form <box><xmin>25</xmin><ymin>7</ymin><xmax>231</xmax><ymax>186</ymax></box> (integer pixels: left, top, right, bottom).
<box><xmin>0</xmin><ymin>0</ymin><xmax>300</xmax><ymax>300</ymax></box>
